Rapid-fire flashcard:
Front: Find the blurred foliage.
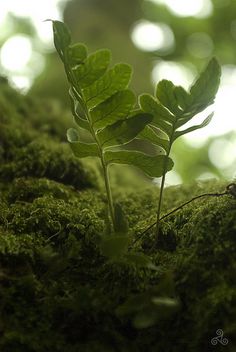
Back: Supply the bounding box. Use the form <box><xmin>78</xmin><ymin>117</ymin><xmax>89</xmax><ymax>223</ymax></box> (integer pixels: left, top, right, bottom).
<box><xmin>173</xmin><ymin>131</ymin><xmax>236</xmax><ymax>182</ymax></box>
<box><xmin>0</xmin><ymin>14</ymin><xmax>36</xmax><ymax>45</ymax></box>
<box><xmin>30</xmin><ymin>0</ymin><xmax>236</xmax><ymax>100</ymax></box>
<box><xmin>31</xmin><ymin>0</ymin><xmax>153</xmax><ymax>102</ymax></box>
<box><xmin>143</xmin><ymin>0</ymin><xmax>236</xmax><ymax>64</ymax></box>
<box><xmin>1</xmin><ymin>0</ymin><xmax>236</xmax><ymax>182</ymax></box>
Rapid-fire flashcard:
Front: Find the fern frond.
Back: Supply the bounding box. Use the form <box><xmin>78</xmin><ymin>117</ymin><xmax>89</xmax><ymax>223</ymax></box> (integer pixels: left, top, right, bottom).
<box><xmin>139</xmin><ymin>58</ymin><xmax>221</xmax><ymax>238</ymax></box>
<box><xmin>51</xmin><ymin>20</ymin><xmax>173</xmax><ymax>232</ymax></box>
<box><xmin>52</xmin><ymin>20</ymin><xmax>172</xmax><ymax>178</ymax></box>
<box><xmin>139</xmin><ymin>58</ymin><xmax>221</xmax><ymax>153</ymax></box>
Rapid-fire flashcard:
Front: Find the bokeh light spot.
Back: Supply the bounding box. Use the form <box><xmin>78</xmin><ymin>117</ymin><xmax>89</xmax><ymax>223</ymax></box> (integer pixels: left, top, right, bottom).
<box><xmin>187</xmin><ymin>32</ymin><xmax>214</xmax><ymax>59</ymax></box>
<box><xmin>208</xmin><ymin>139</ymin><xmax>236</xmax><ymax>169</ymax></box>
<box><xmin>197</xmin><ymin>172</ymin><xmax>218</xmax><ymax>181</ymax></box>
<box><xmin>152</xmin><ymin>61</ymin><xmax>195</xmax><ymax>88</ymax></box>
<box><xmin>230</xmin><ymin>20</ymin><xmax>236</xmax><ymax>41</ymax></box>
<box><xmin>5</xmin><ymin>0</ymin><xmax>61</xmax><ymax>20</ymax></box>
<box><xmin>147</xmin><ymin>0</ymin><xmax>213</xmax><ymax>18</ymax></box>
<box><xmin>10</xmin><ymin>76</ymin><xmax>32</xmax><ymax>92</ymax></box>
<box><xmin>183</xmin><ymin>65</ymin><xmax>236</xmax><ymax>146</ymax></box>
<box><xmin>131</xmin><ymin>20</ymin><xmax>174</xmax><ymax>52</ymax></box>
<box><xmin>165</xmin><ymin>170</ymin><xmax>182</xmax><ymax>186</ymax></box>
<box><xmin>0</xmin><ymin>0</ymin><xmax>63</xmax><ymax>49</ymax></box>
<box><xmin>0</xmin><ymin>35</ymin><xmax>32</xmax><ymax>71</ymax></box>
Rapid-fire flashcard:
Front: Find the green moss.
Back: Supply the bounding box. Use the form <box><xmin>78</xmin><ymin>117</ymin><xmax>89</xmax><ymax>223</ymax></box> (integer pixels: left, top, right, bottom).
<box><xmin>2</xmin><ymin>187</ymin><xmax>104</xmax><ymax>243</ymax></box>
<box><xmin>171</xmin><ymin>194</ymin><xmax>236</xmax><ymax>350</ymax></box>
<box><xmin>0</xmin><ymin>79</ymin><xmax>100</xmax><ymax>190</ymax></box>
<box><xmin>1</xmin><ymin>178</ymin><xmax>235</xmax><ymax>351</ymax></box>
<box><xmin>0</xmin><ymin>136</ymin><xmax>100</xmax><ymax>189</ymax></box>
<box><xmin>0</xmin><ymin>81</ymin><xmax>236</xmax><ymax>351</ymax></box>
<box><xmin>0</xmin><ymin>230</ymin><xmax>41</xmax><ymax>258</ymax></box>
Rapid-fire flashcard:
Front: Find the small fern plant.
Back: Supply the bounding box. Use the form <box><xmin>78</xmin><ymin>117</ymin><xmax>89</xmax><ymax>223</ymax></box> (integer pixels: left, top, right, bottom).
<box><xmin>51</xmin><ymin>20</ymin><xmax>173</xmax><ymax>233</ymax></box>
<box><xmin>51</xmin><ymin>20</ymin><xmax>221</xmax><ymax>242</ymax></box>
<box><xmin>138</xmin><ymin>59</ymin><xmax>221</xmax><ymax>237</ymax></box>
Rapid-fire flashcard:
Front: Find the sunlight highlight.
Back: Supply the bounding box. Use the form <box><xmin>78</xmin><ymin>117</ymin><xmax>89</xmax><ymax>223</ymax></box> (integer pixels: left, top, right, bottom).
<box><xmin>5</xmin><ymin>0</ymin><xmax>63</xmax><ymax>47</ymax></box>
<box><xmin>187</xmin><ymin>32</ymin><xmax>214</xmax><ymax>59</ymax></box>
<box><xmin>165</xmin><ymin>170</ymin><xmax>182</xmax><ymax>186</ymax></box>
<box><xmin>197</xmin><ymin>172</ymin><xmax>218</xmax><ymax>181</ymax></box>
<box><xmin>11</xmin><ymin>76</ymin><xmax>32</xmax><ymax>93</ymax></box>
<box><xmin>5</xmin><ymin>0</ymin><xmax>62</xmax><ymax>21</ymax></box>
<box><xmin>0</xmin><ymin>0</ymin><xmax>64</xmax><ymax>90</ymax></box>
<box><xmin>131</xmin><ymin>20</ymin><xmax>174</xmax><ymax>52</ymax></box>
<box><xmin>148</xmin><ymin>0</ymin><xmax>213</xmax><ymax>18</ymax></box>
<box><xmin>0</xmin><ymin>35</ymin><xmax>32</xmax><ymax>71</ymax></box>
<box><xmin>152</xmin><ymin>61</ymin><xmax>195</xmax><ymax>88</ymax></box>
<box><xmin>208</xmin><ymin>139</ymin><xmax>236</xmax><ymax>169</ymax></box>
<box><xmin>184</xmin><ymin>66</ymin><xmax>236</xmax><ymax>145</ymax></box>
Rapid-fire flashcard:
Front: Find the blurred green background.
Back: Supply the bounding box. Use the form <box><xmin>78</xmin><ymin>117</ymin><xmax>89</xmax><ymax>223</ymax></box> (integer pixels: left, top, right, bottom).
<box><xmin>0</xmin><ymin>0</ymin><xmax>235</xmax><ymax>185</ymax></box>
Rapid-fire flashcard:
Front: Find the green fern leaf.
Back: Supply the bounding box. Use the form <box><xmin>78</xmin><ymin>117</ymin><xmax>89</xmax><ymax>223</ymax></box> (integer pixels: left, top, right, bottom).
<box><xmin>51</xmin><ymin>20</ymin><xmax>156</xmax><ymax>231</ymax></box>
<box><xmin>173</xmin><ymin>113</ymin><xmax>213</xmax><ymax>141</ymax></box>
<box><xmin>52</xmin><ymin>20</ymin><xmax>222</xmax><ymax>237</ymax></box>
<box><xmin>97</xmin><ymin>112</ymin><xmax>152</xmax><ymax>148</ymax></box>
<box><xmin>140</xmin><ymin>58</ymin><xmax>221</xmax><ymax>152</ymax></box>
<box><xmin>156</xmin><ymin>80</ymin><xmax>182</xmax><ymax>115</ymax></box>
<box><xmin>83</xmin><ymin>63</ymin><xmax>132</xmax><ymax>108</ymax></box>
<box><xmin>52</xmin><ymin>20</ymin><xmax>71</xmax><ymax>59</ymax></box>
<box><xmin>68</xmin><ymin>43</ymin><xmax>87</xmax><ymax>67</ymax></box>
<box><xmin>189</xmin><ymin>58</ymin><xmax>221</xmax><ymax>111</ymax></box>
<box><xmin>69</xmin><ymin>88</ymin><xmax>90</xmax><ymax>130</ymax></box>
<box><xmin>139</xmin><ymin>57</ymin><xmax>221</xmax><ymax>237</ymax></box>
<box><xmin>90</xmin><ymin>90</ymin><xmax>136</xmax><ymax>129</ymax></box>
<box><xmin>74</xmin><ymin>49</ymin><xmax>111</xmax><ymax>88</ymax></box>
<box><xmin>139</xmin><ymin>94</ymin><xmax>173</xmax><ymax>135</ymax></box>
<box><xmin>104</xmin><ymin>150</ymin><xmax>173</xmax><ymax>178</ymax></box>
<box><xmin>138</xmin><ymin>126</ymin><xmax>169</xmax><ymax>153</ymax></box>
<box><xmin>67</xmin><ymin>128</ymin><xmax>99</xmax><ymax>157</ymax></box>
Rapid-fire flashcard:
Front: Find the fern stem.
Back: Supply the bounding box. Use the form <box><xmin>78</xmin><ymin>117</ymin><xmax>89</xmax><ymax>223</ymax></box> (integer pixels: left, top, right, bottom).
<box><xmin>89</xmin><ymin>124</ymin><xmax>116</xmax><ymax>231</ymax></box>
<box><xmin>80</xmin><ymin>102</ymin><xmax>116</xmax><ymax>231</ymax></box>
<box><xmin>156</xmin><ymin>146</ymin><xmax>171</xmax><ymax>241</ymax></box>
<box><xmin>101</xmin><ymin>156</ymin><xmax>115</xmax><ymax>230</ymax></box>
<box><xmin>155</xmin><ymin>124</ymin><xmax>175</xmax><ymax>241</ymax></box>
<box><xmin>71</xmin><ymin>79</ymin><xmax>115</xmax><ymax>231</ymax></box>
<box><xmin>156</xmin><ymin>172</ymin><xmax>166</xmax><ymax>238</ymax></box>
<box><xmin>58</xmin><ymin>33</ymin><xmax>116</xmax><ymax>232</ymax></box>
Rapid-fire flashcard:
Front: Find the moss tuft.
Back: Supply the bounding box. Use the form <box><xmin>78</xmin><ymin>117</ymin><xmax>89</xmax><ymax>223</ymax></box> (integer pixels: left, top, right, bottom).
<box><xmin>0</xmin><ymin>79</ymin><xmax>100</xmax><ymax>190</ymax></box>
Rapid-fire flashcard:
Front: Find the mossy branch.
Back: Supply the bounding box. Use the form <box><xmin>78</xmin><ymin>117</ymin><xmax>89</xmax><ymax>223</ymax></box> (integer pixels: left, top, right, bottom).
<box><xmin>133</xmin><ymin>184</ymin><xmax>236</xmax><ymax>247</ymax></box>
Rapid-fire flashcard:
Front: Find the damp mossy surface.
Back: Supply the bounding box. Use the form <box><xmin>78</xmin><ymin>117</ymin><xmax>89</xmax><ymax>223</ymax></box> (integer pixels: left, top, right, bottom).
<box><xmin>0</xmin><ymin>80</ymin><xmax>235</xmax><ymax>352</ymax></box>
